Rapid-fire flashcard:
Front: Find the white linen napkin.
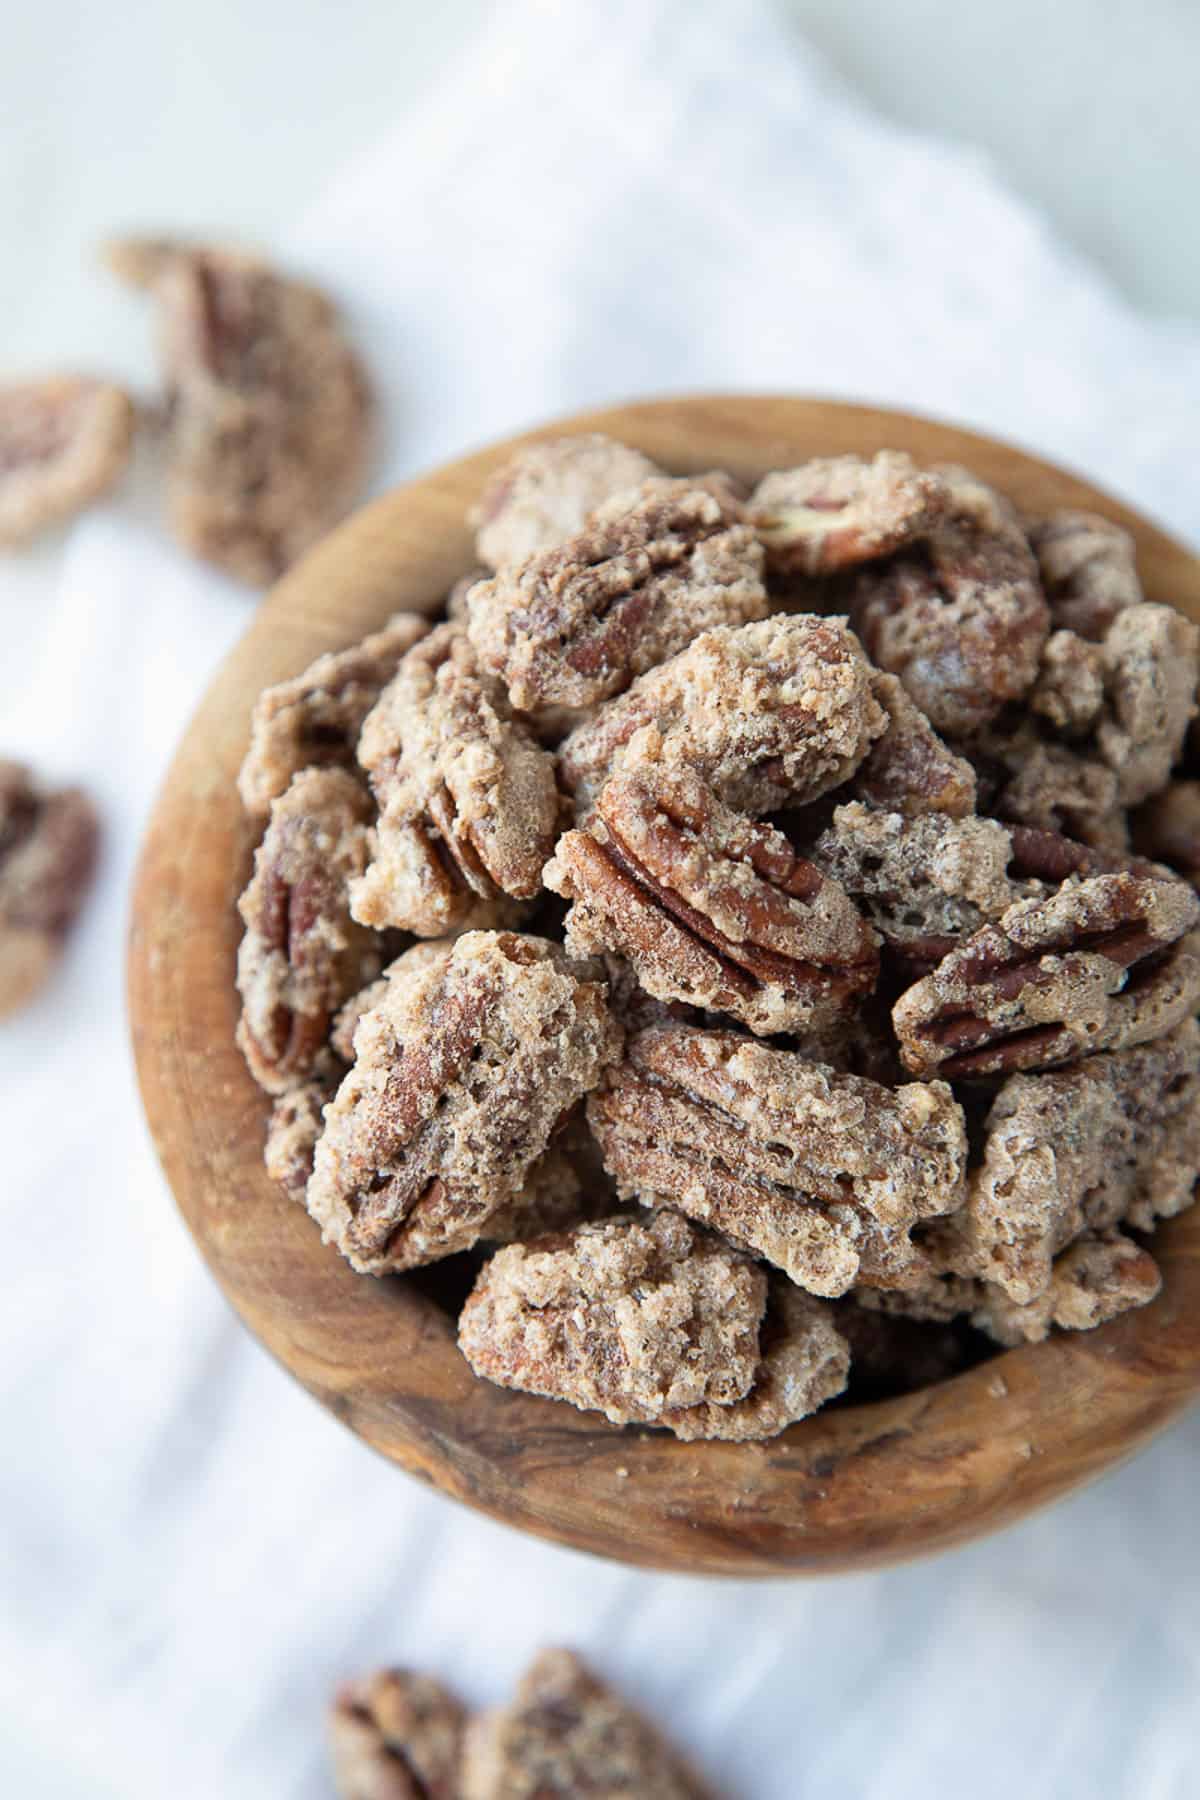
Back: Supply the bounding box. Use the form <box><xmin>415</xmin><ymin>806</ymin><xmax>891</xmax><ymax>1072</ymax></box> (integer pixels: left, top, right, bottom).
<box><xmin>3</xmin><ymin>3</ymin><xmax>1199</xmax><ymax>1796</ymax></box>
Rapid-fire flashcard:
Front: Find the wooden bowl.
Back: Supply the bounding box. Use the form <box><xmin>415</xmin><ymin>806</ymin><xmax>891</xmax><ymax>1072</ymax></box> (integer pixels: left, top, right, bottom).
<box><xmin>128</xmin><ymin>395</ymin><xmax>1200</xmax><ymax>1576</ymax></box>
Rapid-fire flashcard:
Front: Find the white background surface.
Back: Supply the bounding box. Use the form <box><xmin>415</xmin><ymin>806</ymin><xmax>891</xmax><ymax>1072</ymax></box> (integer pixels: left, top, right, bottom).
<box><xmin>3</xmin><ymin>3</ymin><xmax>1200</xmax><ymax>1797</ymax></box>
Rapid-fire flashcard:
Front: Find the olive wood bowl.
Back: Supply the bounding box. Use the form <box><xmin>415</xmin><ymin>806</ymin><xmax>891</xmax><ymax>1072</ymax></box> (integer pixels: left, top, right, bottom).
<box><xmin>128</xmin><ymin>395</ymin><xmax>1200</xmax><ymax>1576</ymax></box>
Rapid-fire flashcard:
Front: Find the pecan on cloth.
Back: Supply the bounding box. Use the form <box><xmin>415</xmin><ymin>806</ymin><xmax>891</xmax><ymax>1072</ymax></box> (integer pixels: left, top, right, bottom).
<box><xmin>329</xmin><ymin>1668</ymin><xmax>467</xmax><ymax>1800</ymax></box>
<box><xmin>892</xmin><ymin>869</ymin><xmax>1200</xmax><ymax>1079</ymax></box>
<box><xmin>588</xmin><ymin>1024</ymin><xmax>966</xmax><ymax>1297</ymax></box>
<box><xmin>0</xmin><ymin>375</ymin><xmax>134</xmax><ymax>546</ymax></box>
<box><xmin>545</xmin><ymin>760</ymin><xmax>879</xmax><ymax>1036</ymax></box>
<box><xmin>307</xmin><ymin>932</ymin><xmax>620</xmax><ymax>1273</ymax></box>
<box><xmin>0</xmin><ymin>761</ymin><xmax>99</xmax><ymax>1016</ymax></box>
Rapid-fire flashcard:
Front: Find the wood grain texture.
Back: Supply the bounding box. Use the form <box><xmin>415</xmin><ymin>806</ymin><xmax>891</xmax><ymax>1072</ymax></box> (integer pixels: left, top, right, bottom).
<box><xmin>128</xmin><ymin>395</ymin><xmax>1200</xmax><ymax>1576</ymax></box>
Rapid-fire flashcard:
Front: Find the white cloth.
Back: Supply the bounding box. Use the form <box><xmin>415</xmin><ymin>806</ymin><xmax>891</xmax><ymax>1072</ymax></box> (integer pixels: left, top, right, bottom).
<box><xmin>3</xmin><ymin>3</ymin><xmax>1199</xmax><ymax>1795</ymax></box>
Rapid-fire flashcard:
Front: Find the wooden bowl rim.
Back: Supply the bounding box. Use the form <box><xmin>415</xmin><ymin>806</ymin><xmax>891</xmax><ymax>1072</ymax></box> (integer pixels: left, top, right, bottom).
<box><xmin>128</xmin><ymin>393</ymin><xmax>1200</xmax><ymax>1577</ymax></box>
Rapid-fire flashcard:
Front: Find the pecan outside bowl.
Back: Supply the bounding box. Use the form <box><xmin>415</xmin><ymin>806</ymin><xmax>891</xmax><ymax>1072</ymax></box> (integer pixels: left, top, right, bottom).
<box><xmin>128</xmin><ymin>396</ymin><xmax>1200</xmax><ymax>1576</ymax></box>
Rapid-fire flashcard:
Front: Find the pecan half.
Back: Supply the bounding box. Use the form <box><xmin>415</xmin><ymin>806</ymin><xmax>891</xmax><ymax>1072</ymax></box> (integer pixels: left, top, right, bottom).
<box><xmin>892</xmin><ymin>870</ymin><xmax>1200</xmax><ymax>1079</ymax></box>
<box><xmin>851</xmin><ymin>465</ymin><xmax>1049</xmax><ymax>737</ymax></box>
<box><xmin>747</xmin><ymin>450</ymin><xmax>947</xmax><ymax>576</ymax></box>
<box><xmin>975</xmin><ymin>722</ymin><xmax>1129</xmax><ymax>852</ymax></box>
<box><xmin>937</xmin><ymin>1019</ymin><xmax>1200</xmax><ymax>1303</ymax></box>
<box><xmin>351</xmin><ymin>624</ymin><xmax>562</xmax><ymax>935</ymax></box>
<box><xmin>1096</xmin><ymin>603</ymin><xmax>1199</xmax><ymax>805</ymax></box>
<box><xmin>460</xmin><ymin>1648</ymin><xmax>717</xmax><ymax>1800</ymax></box>
<box><xmin>237</xmin><ymin>612</ymin><xmax>430</xmax><ymax>816</ymax></box>
<box><xmin>1029</xmin><ymin>510</ymin><xmax>1142</xmax><ymax>640</ymax></box>
<box><xmin>236</xmin><ymin>767</ymin><xmax>382</xmax><ymax>1093</ymax></box>
<box><xmin>307</xmin><ymin>932</ymin><xmax>621</xmax><ymax>1273</ymax></box>
<box><xmin>263</xmin><ymin>1064</ymin><xmax>341</xmax><ymax>1204</ymax></box>
<box><xmin>1028</xmin><ymin>629</ymin><xmax>1107</xmax><ymax>736</ymax></box>
<box><xmin>0</xmin><ymin>762</ymin><xmax>99</xmax><ymax>1016</ymax></box>
<box><xmin>470</xmin><ymin>434</ymin><xmax>662</xmax><ymax>571</ymax></box>
<box><xmin>107</xmin><ymin>237</ymin><xmax>371</xmax><ymax>584</ymax></box>
<box><xmin>556</xmin><ymin>614</ymin><xmax>886</xmax><ymax>817</ymax></box>
<box><xmin>330</xmin><ymin>1669</ymin><xmax>467</xmax><ymax>1800</ymax></box>
<box><xmin>587</xmin><ymin>1025</ymin><xmax>966</xmax><ymax>1298</ymax></box>
<box><xmin>465</xmin><ymin>475</ymin><xmax>767</xmax><ymax>717</ymax></box>
<box><xmin>458</xmin><ymin>1209</ymin><xmax>848</xmax><ymax>1440</ymax></box>
<box><xmin>851</xmin><ymin>672</ymin><xmax>977</xmax><ymax>818</ymax></box>
<box><xmin>0</xmin><ymin>375</ymin><xmax>134</xmax><ymax>546</ymax></box>
<box><xmin>545</xmin><ymin>761</ymin><xmax>879</xmax><ymax>1036</ymax></box>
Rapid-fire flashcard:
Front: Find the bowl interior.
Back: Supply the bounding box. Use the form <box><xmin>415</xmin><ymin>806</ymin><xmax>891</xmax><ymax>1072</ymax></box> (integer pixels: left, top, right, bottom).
<box><xmin>128</xmin><ymin>395</ymin><xmax>1200</xmax><ymax>1575</ymax></box>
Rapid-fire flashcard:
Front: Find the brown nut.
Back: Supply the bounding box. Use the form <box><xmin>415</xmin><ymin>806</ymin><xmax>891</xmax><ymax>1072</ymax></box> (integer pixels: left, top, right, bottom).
<box><xmin>892</xmin><ymin>870</ymin><xmax>1200</xmax><ymax>1079</ymax></box>
<box><xmin>329</xmin><ymin>1669</ymin><xmax>467</xmax><ymax>1800</ymax></box>
<box><xmin>351</xmin><ymin>624</ymin><xmax>562</xmax><ymax>935</ymax></box>
<box><xmin>235</xmin><ymin>767</ymin><xmax>382</xmax><ymax>1093</ymax></box>
<box><xmin>237</xmin><ymin>613</ymin><xmax>430</xmax><ymax>816</ymax></box>
<box><xmin>588</xmin><ymin>1024</ymin><xmax>966</xmax><ymax>1298</ymax></box>
<box><xmin>1028</xmin><ymin>510</ymin><xmax>1142</xmax><ymax>640</ymax></box>
<box><xmin>465</xmin><ymin>475</ymin><xmax>767</xmax><ymax>718</ymax></box>
<box><xmin>0</xmin><ymin>762</ymin><xmax>99</xmax><ymax>1016</ymax></box>
<box><xmin>107</xmin><ymin>236</ymin><xmax>371</xmax><ymax>584</ymax></box>
<box><xmin>470</xmin><ymin>434</ymin><xmax>662</xmax><ymax>570</ymax></box>
<box><xmin>545</xmin><ymin>760</ymin><xmax>879</xmax><ymax>1036</ymax></box>
<box><xmin>0</xmin><ymin>375</ymin><xmax>134</xmax><ymax>546</ymax></box>
<box><xmin>556</xmin><ymin>613</ymin><xmax>886</xmax><ymax>818</ymax></box>
<box><xmin>972</xmin><ymin>1231</ymin><xmax>1162</xmax><ymax>1346</ymax></box>
<box><xmin>1132</xmin><ymin>779</ymin><xmax>1200</xmax><ymax>887</ymax></box>
<box><xmin>306</xmin><ymin>932</ymin><xmax>621</xmax><ymax>1273</ymax></box>
<box><xmin>747</xmin><ymin>450</ymin><xmax>947</xmax><ymax>576</ymax></box>
<box><xmin>851</xmin><ymin>672</ymin><xmax>977</xmax><ymax>818</ymax></box>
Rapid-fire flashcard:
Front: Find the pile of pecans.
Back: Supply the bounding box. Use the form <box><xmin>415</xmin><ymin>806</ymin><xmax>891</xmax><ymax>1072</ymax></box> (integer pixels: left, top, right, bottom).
<box><xmin>235</xmin><ymin>435</ymin><xmax>1200</xmax><ymax>1441</ymax></box>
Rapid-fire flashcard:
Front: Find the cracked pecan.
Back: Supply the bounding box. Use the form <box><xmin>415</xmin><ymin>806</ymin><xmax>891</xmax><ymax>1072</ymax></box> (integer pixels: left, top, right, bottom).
<box><xmin>588</xmin><ymin>1024</ymin><xmax>966</xmax><ymax>1298</ymax></box>
<box><xmin>851</xmin><ymin>464</ymin><xmax>1049</xmax><ymax>737</ymax></box>
<box><xmin>556</xmin><ymin>613</ymin><xmax>886</xmax><ymax>817</ymax></box>
<box><xmin>107</xmin><ymin>236</ymin><xmax>371</xmax><ymax>584</ymax></box>
<box><xmin>0</xmin><ymin>375</ymin><xmax>134</xmax><ymax>546</ymax></box>
<box><xmin>351</xmin><ymin>624</ymin><xmax>562</xmax><ymax>935</ymax></box>
<box><xmin>470</xmin><ymin>434</ymin><xmax>662</xmax><ymax>571</ymax></box>
<box><xmin>747</xmin><ymin>450</ymin><xmax>946</xmax><ymax>576</ymax></box>
<box><xmin>461</xmin><ymin>1648</ymin><xmax>717</xmax><ymax>1800</ymax></box>
<box><xmin>0</xmin><ymin>761</ymin><xmax>99</xmax><ymax>1016</ymax></box>
<box><xmin>236</xmin><ymin>767</ymin><xmax>383</xmax><ymax>1093</ymax></box>
<box><xmin>458</xmin><ymin>1208</ymin><xmax>848</xmax><ymax>1440</ymax></box>
<box><xmin>330</xmin><ymin>1669</ymin><xmax>467</xmax><ymax>1800</ymax></box>
<box><xmin>545</xmin><ymin>760</ymin><xmax>878</xmax><ymax>1036</ymax></box>
<box><xmin>465</xmin><ymin>475</ymin><xmax>767</xmax><ymax>717</ymax></box>
<box><xmin>851</xmin><ymin>672</ymin><xmax>977</xmax><ymax>817</ymax></box>
<box><xmin>238</xmin><ymin>613</ymin><xmax>430</xmax><ymax>816</ymax></box>
<box><xmin>892</xmin><ymin>869</ymin><xmax>1200</xmax><ymax>1079</ymax></box>
<box><xmin>307</xmin><ymin>932</ymin><xmax>620</xmax><ymax>1273</ymax></box>
<box><xmin>1029</xmin><ymin>510</ymin><xmax>1142</xmax><ymax>640</ymax></box>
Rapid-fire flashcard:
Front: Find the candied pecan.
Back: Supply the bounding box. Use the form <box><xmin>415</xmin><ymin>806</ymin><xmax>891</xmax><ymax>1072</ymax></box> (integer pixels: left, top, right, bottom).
<box><xmin>307</xmin><ymin>932</ymin><xmax>621</xmax><ymax>1273</ymax></box>
<box><xmin>461</xmin><ymin>1648</ymin><xmax>716</xmax><ymax>1800</ymax></box>
<box><xmin>458</xmin><ymin>1209</ymin><xmax>848</xmax><ymax>1439</ymax></box>
<box><xmin>264</xmin><ymin>1066</ymin><xmax>340</xmax><ymax>1204</ymax></box>
<box><xmin>1028</xmin><ymin>630</ymin><xmax>1106</xmax><ymax>736</ymax></box>
<box><xmin>235</xmin><ymin>768</ymin><xmax>382</xmax><ymax>1094</ymax></box>
<box><xmin>938</xmin><ymin>1021</ymin><xmax>1200</xmax><ymax>1303</ymax></box>
<box><xmin>446</xmin><ymin>569</ymin><xmax>487</xmax><ymax>622</ymax></box>
<box><xmin>979</xmin><ymin>724</ymin><xmax>1129</xmax><ymax>852</ymax></box>
<box><xmin>0</xmin><ymin>375</ymin><xmax>134</xmax><ymax>545</ymax></box>
<box><xmin>351</xmin><ymin>625</ymin><xmax>562</xmax><ymax>935</ymax></box>
<box><xmin>1097</xmin><ymin>603</ymin><xmax>1198</xmax><ymax>804</ymax></box>
<box><xmin>851</xmin><ymin>465</ymin><xmax>1049</xmax><ymax>737</ymax></box>
<box><xmin>465</xmin><ymin>476</ymin><xmax>767</xmax><ymax>717</ymax></box>
<box><xmin>972</xmin><ymin>1232</ymin><xmax>1161</xmax><ymax>1346</ymax></box>
<box><xmin>1029</xmin><ymin>510</ymin><xmax>1142</xmax><ymax>640</ymax></box>
<box><xmin>851</xmin><ymin>672</ymin><xmax>977</xmax><ymax>818</ymax></box>
<box><xmin>107</xmin><ymin>236</ymin><xmax>371</xmax><ymax>584</ymax></box>
<box><xmin>470</xmin><ymin>434</ymin><xmax>662</xmax><ymax>571</ymax></box>
<box><xmin>588</xmin><ymin>1025</ymin><xmax>966</xmax><ymax>1298</ymax></box>
<box><xmin>545</xmin><ymin>761</ymin><xmax>879</xmax><ymax>1036</ymax></box>
<box><xmin>556</xmin><ymin>614</ymin><xmax>886</xmax><ymax>817</ymax></box>
<box><xmin>747</xmin><ymin>450</ymin><xmax>946</xmax><ymax>576</ymax></box>
<box><xmin>330</xmin><ymin>1669</ymin><xmax>467</xmax><ymax>1800</ymax></box>
<box><xmin>892</xmin><ymin>870</ymin><xmax>1200</xmax><ymax>1079</ymax></box>
<box><xmin>0</xmin><ymin>762</ymin><xmax>99</xmax><ymax>1016</ymax></box>
<box><xmin>482</xmin><ymin>1110</ymin><xmax>616</xmax><ymax>1245</ymax></box>
<box><xmin>1132</xmin><ymin>780</ymin><xmax>1200</xmax><ymax>886</ymax></box>
<box><xmin>238</xmin><ymin>613</ymin><xmax>430</xmax><ymax>816</ymax></box>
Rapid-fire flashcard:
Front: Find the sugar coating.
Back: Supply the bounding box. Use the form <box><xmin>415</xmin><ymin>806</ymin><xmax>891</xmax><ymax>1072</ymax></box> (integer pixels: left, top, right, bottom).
<box><xmin>236</xmin><ymin>767</ymin><xmax>382</xmax><ymax>1094</ymax></box>
<box><xmin>748</xmin><ymin>450</ymin><xmax>946</xmax><ymax>576</ymax></box>
<box><xmin>264</xmin><ymin>1073</ymin><xmax>337</xmax><ymax>1204</ymax></box>
<box><xmin>589</xmin><ymin>1024</ymin><xmax>966</xmax><ymax>1298</ymax></box>
<box><xmin>1029</xmin><ymin>510</ymin><xmax>1142</xmax><ymax>640</ymax></box>
<box><xmin>238</xmin><ymin>613</ymin><xmax>430</xmax><ymax>816</ymax></box>
<box><xmin>470</xmin><ymin>434</ymin><xmax>662</xmax><ymax>571</ymax></box>
<box><xmin>466</xmin><ymin>476</ymin><xmax>767</xmax><ymax>718</ymax></box>
<box><xmin>981</xmin><ymin>722</ymin><xmax>1129</xmax><ymax>852</ymax></box>
<box><xmin>108</xmin><ymin>237</ymin><xmax>371</xmax><ymax>585</ymax></box>
<box><xmin>307</xmin><ymin>932</ymin><xmax>621</xmax><ymax>1273</ymax></box>
<box><xmin>329</xmin><ymin>1668</ymin><xmax>467</xmax><ymax>1800</ymax></box>
<box><xmin>556</xmin><ymin>613</ymin><xmax>886</xmax><ymax>817</ymax></box>
<box><xmin>460</xmin><ymin>1648</ymin><xmax>715</xmax><ymax>1799</ymax></box>
<box><xmin>1098</xmin><ymin>603</ymin><xmax>1199</xmax><ymax>805</ymax></box>
<box><xmin>351</xmin><ymin>624</ymin><xmax>561</xmax><ymax>935</ymax></box>
<box><xmin>1029</xmin><ymin>630</ymin><xmax>1107</xmax><ymax>736</ymax></box>
<box><xmin>852</xmin><ymin>672</ymin><xmax>977</xmax><ymax>817</ymax></box>
<box><xmin>0</xmin><ymin>375</ymin><xmax>134</xmax><ymax>546</ymax></box>
<box><xmin>0</xmin><ymin>761</ymin><xmax>99</xmax><ymax>1017</ymax></box>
